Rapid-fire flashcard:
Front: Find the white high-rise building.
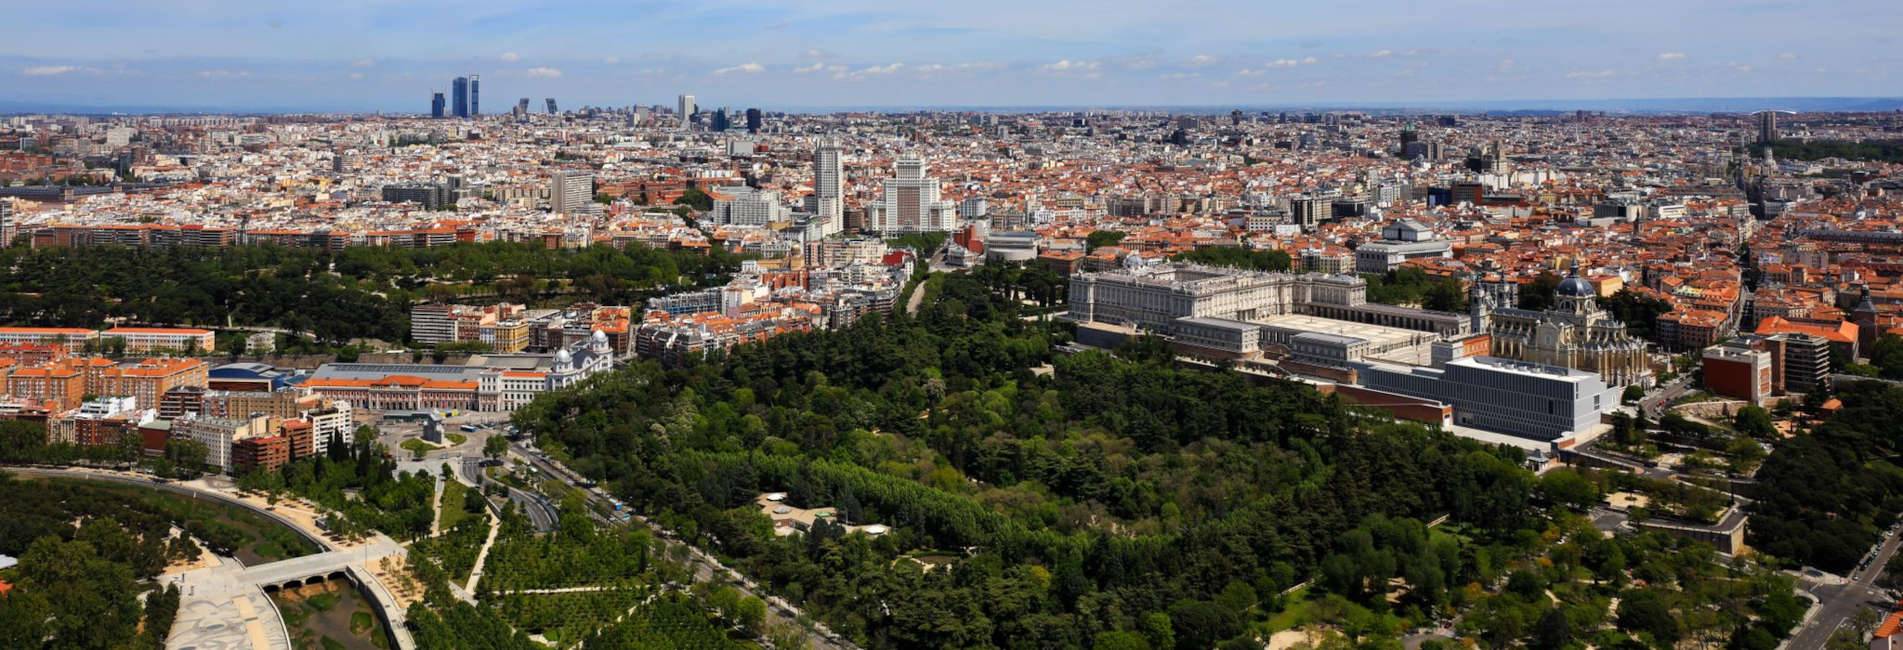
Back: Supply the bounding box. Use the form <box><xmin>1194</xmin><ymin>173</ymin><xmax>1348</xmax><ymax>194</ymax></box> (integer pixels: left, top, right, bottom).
<box><xmin>550</xmin><ymin>170</ymin><xmax>595</xmax><ymax>215</ymax></box>
<box><xmin>709</xmin><ymin>185</ymin><xmax>789</xmax><ymax>226</ymax></box>
<box><xmin>811</xmin><ymin>138</ymin><xmax>845</xmax><ymax>232</ymax></box>
<box><xmin>866</xmin><ymin>154</ymin><xmax>956</xmax><ymax>234</ymax></box>
<box><xmin>677</xmin><ymin>94</ymin><xmax>696</xmax><ymax>129</ymax></box>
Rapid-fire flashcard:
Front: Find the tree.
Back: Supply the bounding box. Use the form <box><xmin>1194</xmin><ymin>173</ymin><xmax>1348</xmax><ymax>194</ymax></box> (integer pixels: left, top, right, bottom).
<box><xmin>1733</xmin><ymin>406</ymin><xmax>1775</xmax><ymax>438</ymax></box>
<box><xmin>674</xmin><ymin>187</ymin><xmax>714</xmax><ymax>211</ymax></box>
<box><xmin>1086</xmin><ymin>230</ymin><xmax>1128</xmax><ymax>251</ymax></box>
<box><xmin>1870</xmin><ymin>334</ymin><xmax>1903</xmax><ymax>379</ymax></box>
<box><xmin>484</xmin><ymin>434</ymin><xmax>510</xmax><ymax>462</ymax></box>
<box><xmin>1167</xmin><ymin>600</ymin><xmax>1240</xmax><ymax>650</ymax></box>
<box><xmin>164</xmin><ymin>439</ymin><xmax>209</xmax><ymax>477</ymax></box>
<box><xmin>15</xmin><ymin>536</ymin><xmax>142</xmax><ymax>648</ymax></box>
<box><xmin>1534</xmin><ymin>607</ymin><xmax>1572</xmax><ymax>649</ymax></box>
<box><xmin>1538</xmin><ymin>468</ymin><xmax>1602</xmax><ymax>511</ymax></box>
<box><xmin>1617</xmin><ymin>591</ymin><xmax>1681</xmax><ymax>645</ymax></box>
<box><xmin>1519</xmin><ymin>271</ymin><xmax>1562</xmax><ymax>311</ymax></box>
<box><xmin>1094</xmin><ymin>631</ymin><xmax>1152</xmax><ymax>650</ymax></box>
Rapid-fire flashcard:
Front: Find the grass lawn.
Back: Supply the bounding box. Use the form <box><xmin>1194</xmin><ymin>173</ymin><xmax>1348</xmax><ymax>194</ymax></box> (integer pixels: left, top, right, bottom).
<box><xmin>438</xmin><ymin>480</ymin><xmax>473</xmax><ymax>531</ymax></box>
<box><xmin>1265</xmin><ymin>587</ymin><xmax>1316</xmax><ymax>633</ymax></box>
<box><xmin>399</xmin><ymin>438</ymin><xmax>436</xmax><ymax>454</ymax></box>
<box><xmin>447</xmin><ymin>433</ymin><xmax>468</xmax><ymax>446</ymax></box>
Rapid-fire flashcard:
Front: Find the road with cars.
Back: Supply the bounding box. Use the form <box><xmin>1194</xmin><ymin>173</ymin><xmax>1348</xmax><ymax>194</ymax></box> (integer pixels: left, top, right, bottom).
<box><xmin>1788</xmin><ymin>522</ymin><xmax>1903</xmax><ymax>649</ymax></box>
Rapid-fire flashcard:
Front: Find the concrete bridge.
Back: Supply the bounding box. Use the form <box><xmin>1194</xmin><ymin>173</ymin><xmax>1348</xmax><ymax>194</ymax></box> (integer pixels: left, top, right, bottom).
<box><xmin>0</xmin><ymin>466</ymin><xmax>418</xmax><ymax>650</ymax></box>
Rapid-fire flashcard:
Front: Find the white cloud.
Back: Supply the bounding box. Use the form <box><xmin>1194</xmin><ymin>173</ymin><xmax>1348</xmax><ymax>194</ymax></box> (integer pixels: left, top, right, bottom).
<box><xmin>1266</xmin><ymin>58</ymin><xmax>1301</xmax><ymax>68</ymax></box>
<box><xmin>22</xmin><ymin>65</ymin><xmax>80</xmax><ymax>76</ymax></box>
<box><xmin>846</xmin><ymin>63</ymin><xmax>904</xmax><ymax>79</ymax></box>
<box><xmin>196</xmin><ymin>69</ymin><xmax>249</xmax><ymax>79</ymax></box>
<box><xmin>1656</xmin><ymin>51</ymin><xmax>1686</xmax><ymax>62</ymax></box>
<box><xmin>1370</xmin><ymin>49</ymin><xmax>1393</xmax><ymax>58</ymax></box>
<box><xmin>1777</xmin><ymin>52</ymin><xmax>1798</xmax><ymax>60</ymax></box>
<box><xmin>525</xmin><ymin>66</ymin><xmax>562</xmax><ymax>78</ymax></box>
<box><xmin>1496</xmin><ymin>58</ymin><xmax>1516</xmax><ymax>73</ymax></box>
<box><xmin>1565</xmin><ymin>69</ymin><xmax>1616</xmax><ymax>79</ymax></box>
<box><xmin>1237</xmin><ymin>68</ymin><xmax>1263</xmax><ymax>77</ymax></box>
<box><xmin>499</xmin><ymin>52</ymin><xmax>521</xmax><ymax>62</ymax></box>
<box><xmin>348</xmin><ymin>72</ymin><xmax>366</xmax><ymax>80</ymax></box>
<box><xmin>1188</xmin><ymin>54</ymin><xmax>1216</xmax><ymax>66</ymax></box>
<box><xmin>1160</xmin><ymin>72</ymin><xmax>1199</xmax><ymax>80</ymax></box>
<box><xmin>911</xmin><ymin>62</ymin><xmax>999</xmax><ymax>76</ymax></box>
<box><xmin>794</xmin><ymin>62</ymin><xmax>826</xmax><ymax>74</ymax></box>
<box><xmin>352</xmin><ymin>58</ymin><xmax>375</xmax><ymax>68</ymax></box>
<box><xmin>1040</xmin><ymin>59</ymin><xmax>1100</xmax><ymax>73</ymax></box>
<box><xmin>602</xmin><ymin>56</ymin><xmax>620</xmax><ymax>64</ymax></box>
<box><xmin>1732</xmin><ymin>63</ymin><xmax>1754</xmax><ymax>73</ymax></box>
<box><xmin>714</xmin><ymin>62</ymin><xmax>765</xmax><ymax>75</ymax></box>
<box><xmin>1301</xmin><ymin>56</ymin><xmax>1318</xmax><ymax>65</ymax></box>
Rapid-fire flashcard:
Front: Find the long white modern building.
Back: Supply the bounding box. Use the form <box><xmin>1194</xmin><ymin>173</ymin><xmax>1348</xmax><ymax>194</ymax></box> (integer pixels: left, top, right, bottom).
<box><xmin>1355</xmin><ymin>356</ymin><xmax>1610</xmax><ymax>440</ymax></box>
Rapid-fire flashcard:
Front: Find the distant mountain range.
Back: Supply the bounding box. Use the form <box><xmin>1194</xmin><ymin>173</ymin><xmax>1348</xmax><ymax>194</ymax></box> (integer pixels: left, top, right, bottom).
<box><xmin>2</xmin><ymin>96</ymin><xmax>1901</xmax><ymax>117</ymax></box>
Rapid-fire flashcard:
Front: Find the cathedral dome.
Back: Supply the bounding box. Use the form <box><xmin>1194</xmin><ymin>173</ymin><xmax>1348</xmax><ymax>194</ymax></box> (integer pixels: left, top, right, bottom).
<box><xmin>1557</xmin><ymin>275</ymin><xmax>1595</xmax><ymax>298</ymax></box>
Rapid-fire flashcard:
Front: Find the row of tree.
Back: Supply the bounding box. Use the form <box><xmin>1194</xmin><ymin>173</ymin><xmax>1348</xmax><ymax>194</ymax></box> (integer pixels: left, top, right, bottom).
<box><xmin>0</xmin><ymin>240</ymin><xmax>744</xmax><ymax>344</ymax></box>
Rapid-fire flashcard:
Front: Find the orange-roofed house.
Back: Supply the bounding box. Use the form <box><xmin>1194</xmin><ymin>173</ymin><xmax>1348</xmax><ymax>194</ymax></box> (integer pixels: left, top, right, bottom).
<box><xmin>5</xmin><ymin>362</ymin><xmax>86</xmax><ymax>411</ymax></box>
<box><xmin>1757</xmin><ymin>316</ymin><xmax>1859</xmax><ymax>368</ymax></box>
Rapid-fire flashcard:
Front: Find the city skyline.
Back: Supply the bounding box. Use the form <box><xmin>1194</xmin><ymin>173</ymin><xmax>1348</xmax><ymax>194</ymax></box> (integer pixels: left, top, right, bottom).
<box><xmin>3</xmin><ymin>0</ymin><xmax>1900</xmax><ymax>112</ymax></box>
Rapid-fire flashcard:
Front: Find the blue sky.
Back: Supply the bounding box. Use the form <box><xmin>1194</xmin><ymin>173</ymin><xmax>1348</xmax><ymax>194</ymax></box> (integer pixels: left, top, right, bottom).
<box><xmin>1</xmin><ymin>0</ymin><xmax>1897</xmax><ymax>111</ymax></box>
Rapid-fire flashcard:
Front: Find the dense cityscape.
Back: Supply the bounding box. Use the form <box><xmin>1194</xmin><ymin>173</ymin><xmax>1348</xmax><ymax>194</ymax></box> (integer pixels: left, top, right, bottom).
<box><xmin>6</xmin><ymin>5</ymin><xmax>1903</xmax><ymax>649</ymax></box>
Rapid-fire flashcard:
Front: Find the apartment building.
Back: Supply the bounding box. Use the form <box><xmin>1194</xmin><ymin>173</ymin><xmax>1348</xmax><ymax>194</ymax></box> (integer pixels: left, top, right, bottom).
<box><xmin>176</xmin><ymin>414</ymin><xmax>273</xmax><ymax>473</ymax></box>
<box><xmin>0</xmin><ymin>327</ymin><xmax>98</xmax><ymax>352</ymax></box>
<box><xmin>101</xmin><ymin>327</ymin><xmax>215</xmax><ymax>354</ymax></box>
<box><xmin>99</xmin><ymin>357</ymin><xmax>208</xmax><ymax>409</ymax></box>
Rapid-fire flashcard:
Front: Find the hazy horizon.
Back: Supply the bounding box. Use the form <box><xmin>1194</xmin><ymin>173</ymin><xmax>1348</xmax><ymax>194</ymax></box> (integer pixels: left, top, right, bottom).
<box><xmin>4</xmin><ymin>0</ymin><xmax>1899</xmax><ymax>113</ymax></box>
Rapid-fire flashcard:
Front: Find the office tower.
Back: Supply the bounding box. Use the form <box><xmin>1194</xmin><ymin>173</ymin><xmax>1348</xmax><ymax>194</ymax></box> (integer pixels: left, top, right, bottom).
<box><xmin>0</xmin><ymin>199</ymin><xmax>10</xmax><ymax>247</ymax></box>
<box><xmin>546</xmin><ymin>98</ymin><xmax>557</xmax><ymax>114</ymax></box>
<box><xmin>811</xmin><ymin>138</ymin><xmax>844</xmax><ymax>230</ymax></box>
<box><xmin>452</xmin><ymin>77</ymin><xmax>470</xmax><ymax>118</ymax></box>
<box><xmin>708</xmin><ymin>185</ymin><xmax>789</xmax><ymax>225</ymax></box>
<box><xmin>1758</xmin><ymin>111</ymin><xmax>1778</xmax><ymax>144</ymax></box>
<box><xmin>517</xmin><ymin>97</ymin><xmax>531</xmax><ymax>115</ymax></box>
<box><xmin>470</xmin><ymin>75</ymin><xmax>480</xmax><ymax>116</ymax></box>
<box><xmin>677</xmin><ymin>94</ymin><xmax>695</xmax><ymax>129</ymax></box>
<box><xmin>712</xmin><ymin>108</ymin><xmax>730</xmax><ymax>132</ymax></box>
<box><xmin>866</xmin><ymin>154</ymin><xmax>957</xmax><ymax>234</ymax></box>
<box><xmin>431</xmin><ymin>92</ymin><xmax>446</xmax><ymax>119</ymax></box>
<box><xmin>745</xmin><ymin>108</ymin><xmax>762</xmax><ymax>134</ymax></box>
<box><xmin>549</xmin><ymin>170</ymin><xmax>594</xmax><ymax>215</ymax></box>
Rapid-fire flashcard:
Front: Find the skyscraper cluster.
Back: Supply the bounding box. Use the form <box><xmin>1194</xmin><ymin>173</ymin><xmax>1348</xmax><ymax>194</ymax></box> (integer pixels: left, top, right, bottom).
<box><xmin>439</xmin><ymin>75</ymin><xmax>480</xmax><ymax>118</ymax></box>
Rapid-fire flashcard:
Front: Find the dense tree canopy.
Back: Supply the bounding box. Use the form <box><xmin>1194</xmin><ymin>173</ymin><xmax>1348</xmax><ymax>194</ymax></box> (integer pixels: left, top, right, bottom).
<box><xmin>0</xmin><ymin>241</ymin><xmax>742</xmax><ymax>343</ymax></box>
<box><xmin>512</xmin><ymin>272</ymin><xmax>1587</xmax><ymax>648</ymax></box>
<box><xmin>1171</xmin><ymin>247</ymin><xmax>1293</xmax><ymax>272</ymax></box>
<box><xmin>1749</xmin><ymin>382</ymin><xmax>1903</xmax><ymax>572</ymax></box>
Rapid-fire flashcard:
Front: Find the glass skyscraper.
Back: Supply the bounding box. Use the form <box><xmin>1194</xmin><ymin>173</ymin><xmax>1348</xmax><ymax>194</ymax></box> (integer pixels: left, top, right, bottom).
<box><xmin>451</xmin><ymin>77</ymin><xmax>469</xmax><ymax>118</ymax></box>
